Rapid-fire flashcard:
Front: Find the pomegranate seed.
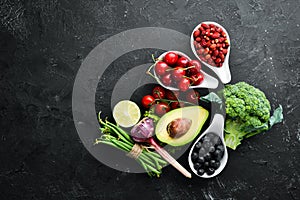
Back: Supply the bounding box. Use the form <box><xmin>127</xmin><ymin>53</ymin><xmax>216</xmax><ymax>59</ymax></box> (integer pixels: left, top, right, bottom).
<box><xmin>194</xmin><ymin>30</ymin><xmax>200</xmax><ymax>37</ymax></box>
<box><xmin>210</xmin><ymin>27</ymin><xmax>215</xmax><ymax>32</ymax></box>
<box><xmin>222</xmin><ymin>43</ymin><xmax>226</xmax><ymax>48</ymax></box>
<box><xmin>195</xmin><ymin>37</ymin><xmax>201</xmax><ymax>42</ymax></box>
<box><xmin>200</xmin><ymin>40</ymin><xmax>207</xmax><ymax>47</ymax></box>
<box><xmin>222</xmin><ymin>49</ymin><xmax>228</xmax><ymax>54</ymax></box>
<box><xmin>210</xmin><ymin>44</ymin><xmax>217</xmax><ymax>49</ymax></box>
<box><xmin>201</xmin><ymin>23</ymin><xmax>209</xmax><ymax>29</ymax></box>
<box><xmin>215</xmin><ymin>58</ymin><xmax>221</xmax><ymax>63</ymax></box>
<box><xmin>208</xmin><ymin>50</ymin><xmax>212</xmax><ymax>54</ymax></box>
<box><xmin>211</xmin><ymin>32</ymin><xmax>220</xmax><ymax>39</ymax></box>
<box><xmin>204</xmin><ymin>47</ymin><xmax>210</xmax><ymax>53</ymax></box>
<box><xmin>199</xmin><ymin>48</ymin><xmax>205</xmax><ymax>54</ymax></box>
<box><xmin>213</xmin><ymin>50</ymin><xmax>219</xmax><ymax>57</ymax></box>
<box><xmin>222</xmin><ymin>32</ymin><xmax>226</xmax><ymax>37</ymax></box>
<box><xmin>218</xmin><ymin>37</ymin><xmax>224</xmax><ymax>43</ymax></box>
<box><xmin>211</xmin><ymin>40</ymin><xmax>215</xmax><ymax>44</ymax></box>
<box><xmin>219</xmin><ymin>47</ymin><xmax>223</xmax><ymax>51</ymax></box>
<box><xmin>201</xmin><ymin>30</ymin><xmax>206</xmax><ymax>35</ymax></box>
<box><xmin>199</xmin><ymin>26</ymin><xmax>204</xmax><ymax>31</ymax></box>
<box><xmin>205</xmin><ymin>54</ymin><xmax>211</xmax><ymax>60</ymax></box>
<box><xmin>216</xmin><ymin>27</ymin><xmax>222</xmax><ymax>32</ymax></box>
<box><xmin>217</xmin><ymin>43</ymin><xmax>221</xmax><ymax>48</ymax></box>
<box><xmin>215</xmin><ymin>39</ymin><xmax>219</xmax><ymax>43</ymax></box>
<box><xmin>211</xmin><ymin>56</ymin><xmax>216</xmax><ymax>60</ymax></box>
<box><xmin>205</xmin><ymin>37</ymin><xmax>210</xmax><ymax>41</ymax></box>
<box><xmin>219</xmin><ymin>53</ymin><xmax>225</xmax><ymax>59</ymax></box>
<box><xmin>225</xmin><ymin>43</ymin><xmax>230</xmax><ymax>47</ymax></box>
<box><xmin>209</xmin><ymin>24</ymin><xmax>215</xmax><ymax>28</ymax></box>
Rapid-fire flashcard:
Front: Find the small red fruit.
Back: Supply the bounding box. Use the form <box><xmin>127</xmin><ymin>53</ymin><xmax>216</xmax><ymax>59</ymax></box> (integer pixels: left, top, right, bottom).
<box><xmin>152</xmin><ymin>86</ymin><xmax>165</xmax><ymax>99</ymax></box>
<box><xmin>172</xmin><ymin>67</ymin><xmax>186</xmax><ymax>81</ymax></box>
<box><xmin>161</xmin><ymin>73</ymin><xmax>172</xmax><ymax>86</ymax></box>
<box><xmin>187</xmin><ymin>67</ymin><xmax>199</xmax><ymax>76</ymax></box>
<box><xmin>178</xmin><ymin>78</ymin><xmax>190</xmax><ymax>91</ymax></box>
<box><xmin>193</xmin><ymin>30</ymin><xmax>200</xmax><ymax>37</ymax></box>
<box><xmin>185</xmin><ymin>90</ymin><xmax>201</xmax><ymax>104</ymax></box>
<box><xmin>141</xmin><ymin>95</ymin><xmax>155</xmax><ymax>109</ymax></box>
<box><xmin>164</xmin><ymin>52</ymin><xmax>178</xmax><ymax>66</ymax></box>
<box><xmin>166</xmin><ymin>90</ymin><xmax>179</xmax><ymax>100</ymax></box>
<box><xmin>155</xmin><ymin>61</ymin><xmax>169</xmax><ymax>76</ymax></box>
<box><xmin>187</xmin><ymin>60</ymin><xmax>202</xmax><ymax>71</ymax></box>
<box><xmin>176</xmin><ymin>57</ymin><xmax>189</xmax><ymax>67</ymax></box>
<box><xmin>190</xmin><ymin>72</ymin><xmax>204</xmax><ymax>85</ymax></box>
<box><xmin>155</xmin><ymin>102</ymin><xmax>171</xmax><ymax>116</ymax></box>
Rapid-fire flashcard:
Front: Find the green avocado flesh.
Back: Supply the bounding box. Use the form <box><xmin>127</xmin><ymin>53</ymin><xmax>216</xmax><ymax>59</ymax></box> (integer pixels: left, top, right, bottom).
<box><xmin>155</xmin><ymin>106</ymin><xmax>209</xmax><ymax>146</ymax></box>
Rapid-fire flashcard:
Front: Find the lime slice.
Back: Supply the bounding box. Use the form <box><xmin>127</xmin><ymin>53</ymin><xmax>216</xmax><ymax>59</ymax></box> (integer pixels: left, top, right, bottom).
<box><xmin>113</xmin><ymin>100</ymin><xmax>141</xmax><ymax>127</ymax></box>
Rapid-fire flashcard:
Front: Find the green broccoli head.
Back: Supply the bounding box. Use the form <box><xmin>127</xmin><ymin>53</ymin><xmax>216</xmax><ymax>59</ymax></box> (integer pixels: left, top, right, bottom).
<box><xmin>223</xmin><ymin>82</ymin><xmax>271</xmax><ymax>149</ymax></box>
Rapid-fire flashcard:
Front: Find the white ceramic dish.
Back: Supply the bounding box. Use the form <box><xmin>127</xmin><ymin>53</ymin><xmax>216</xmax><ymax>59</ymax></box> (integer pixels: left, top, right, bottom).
<box><xmin>188</xmin><ymin>114</ymin><xmax>228</xmax><ymax>178</ymax></box>
<box><xmin>153</xmin><ymin>50</ymin><xmax>219</xmax><ymax>90</ymax></box>
<box><xmin>190</xmin><ymin>22</ymin><xmax>231</xmax><ymax>84</ymax></box>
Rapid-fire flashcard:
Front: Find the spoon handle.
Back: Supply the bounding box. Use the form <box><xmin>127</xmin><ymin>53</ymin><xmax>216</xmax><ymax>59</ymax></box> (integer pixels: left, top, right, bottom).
<box><xmin>208</xmin><ymin>114</ymin><xmax>225</xmax><ymax>138</ymax></box>
<box><xmin>149</xmin><ymin>138</ymin><xmax>192</xmax><ymax>178</ymax></box>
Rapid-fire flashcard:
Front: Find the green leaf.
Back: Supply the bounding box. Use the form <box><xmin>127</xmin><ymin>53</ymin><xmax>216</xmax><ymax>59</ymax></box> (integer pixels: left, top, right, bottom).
<box><xmin>269</xmin><ymin>105</ymin><xmax>283</xmax><ymax>128</ymax></box>
<box><xmin>200</xmin><ymin>92</ymin><xmax>222</xmax><ymax>104</ymax></box>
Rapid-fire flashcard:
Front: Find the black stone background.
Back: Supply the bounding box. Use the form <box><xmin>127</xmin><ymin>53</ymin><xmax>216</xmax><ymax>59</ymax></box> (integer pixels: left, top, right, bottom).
<box><xmin>0</xmin><ymin>0</ymin><xmax>300</xmax><ymax>199</ymax></box>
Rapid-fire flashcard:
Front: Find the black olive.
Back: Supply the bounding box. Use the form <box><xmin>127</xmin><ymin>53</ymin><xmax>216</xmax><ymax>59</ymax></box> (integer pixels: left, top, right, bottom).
<box><xmin>214</xmin><ymin>149</ymin><xmax>223</xmax><ymax>161</ymax></box>
<box><xmin>209</xmin><ymin>146</ymin><xmax>215</xmax><ymax>153</ymax></box>
<box><xmin>214</xmin><ymin>161</ymin><xmax>220</xmax><ymax>169</ymax></box>
<box><xmin>217</xmin><ymin>145</ymin><xmax>225</xmax><ymax>153</ymax></box>
<box><xmin>191</xmin><ymin>152</ymin><xmax>198</xmax><ymax>161</ymax></box>
<box><xmin>212</xmin><ymin>136</ymin><xmax>221</xmax><ymax>146</ymax></box>
<box><xmin>204</xmin><ymin>161</ymin><xmax>210</xmax><ymax>169</ymax></box>
<box><xmin>195</xmin><ymin>142</ymin><xmax>202</xmax><ymax>149</ymax></box>
<box><xmin>209</xmin><ymin>159</ymin><xmax>216</xmax><ymax>167</ymax></box>
<box><xmin>206</xmin><ymin>167</ymin><xmax>215</xmax><ymax>175</ymax></box>
<box><xmin>199</xmin><ymin>147</ymin><xmax>206</xmax><ymax>155</ymax></box>
<box><xmin>204</xmin><ymin>153</ymin><xmax>211</xmax><ymax>161</ymax></box>
<box><xmin>194</xmin><ymin>163</ymin><xmax>201</xmax><ymax>170</ymax></box>
<box><xmin>197</xmin><ymin>156</ymin><xmax>205</xmax><ymax>164</ymax></box>
<box><xmin>206</xmin><ymin>132</ymin><xmax>215</xmax><ymax>139</ymax></box>
<box><xmin>203</xmin><ymin>141</ymin><xmax>213</xmax><ymax>150</ymax></box>
<box><xmin>197</xmin><ymin>168</ymin><xmax>205</xmax><ymax>176</ymax></box>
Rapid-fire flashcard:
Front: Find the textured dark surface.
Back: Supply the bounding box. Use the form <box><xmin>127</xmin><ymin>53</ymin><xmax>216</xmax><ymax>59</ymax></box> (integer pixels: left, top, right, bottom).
<box><xmin>1</xmin><ymin>0</ymin><xmax>300</xmax><ymax>199</ymax></box>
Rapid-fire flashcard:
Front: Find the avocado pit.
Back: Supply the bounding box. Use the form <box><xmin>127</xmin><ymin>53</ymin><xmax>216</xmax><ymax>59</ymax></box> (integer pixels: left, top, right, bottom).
<box><xmin>167</xmin><ymin>118</ymin><xmax>192</xmax><ymax>138</ymax></box>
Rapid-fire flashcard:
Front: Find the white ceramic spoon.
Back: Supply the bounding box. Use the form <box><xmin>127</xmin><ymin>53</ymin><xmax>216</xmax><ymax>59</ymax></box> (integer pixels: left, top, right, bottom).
<box><xmin>190</xmin><ymin>22</ymin><xmax>231</xmax><ymax>84</ymax></box>
<box><xmin>188</xmin><ymin>114</ymin><xmax>228</xmax><ymax>178</ymax></box>
<box><xmin>152</xmin><ymin>50</ymin><xmax>219</xmax><ymax>90</ymax></box>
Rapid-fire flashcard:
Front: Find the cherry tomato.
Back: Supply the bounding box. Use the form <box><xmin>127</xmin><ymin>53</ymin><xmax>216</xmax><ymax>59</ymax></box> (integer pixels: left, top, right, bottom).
<box><xmin>190</xmin><ymin>72</ymin><xmax>204</xmax><ymax>85</ymax></box>
<box><xmin>187</xmin><ymin>60</ymin><xmax>202</xmax><ymax>71</ymax></box>
<box><xmin>152</xmin><ymin>86</ymin><xmax>165</xmax><ymax>99</ymax></box>
<box><xmin>172</xmin><ymin>67</ymin><xmax>186</xmax><ymax>81</ymax></box>
<box><xmin>141</xmin><ymin>95</ymin><xmax>155</xmax><ymax>109</ymax></box>
<box><xmin>164</xmin><ymin>52</ymin><xmax>178</xmax><ymax>66</ymax></box>
<box><xmin>170</xmin><ymin>101</ymin><xmax>179</xmax><ymax>109</ymax></box>
<box><xmin>161</xmin><ymin>73</ymin><xmax>172</xmax><ymax>86</ymax></box>
<box><xmin>176</xmin><ymin>56</ymin><xmax>189</xmax><ymax>67</ymax></box>
<box><xmin>155</xmin><ymin>102</ymin><xmax>171</xmax><ymax>116</ymax></box>
<box><xmin>178</xmin><ymin>78</ymin><xmax>190</xmax><ymax>91</ymax></box>
<box><xmin>155</xmin><ymin>61</ymin><xmax>169</xmax><ymax>76</ymax></box>
<box><xmin>166</xmin><ymin>90</ymin><xmax>180</xmax><ymax>100</ymax></box>
<box><xmin>185</xmin><ymin>90</ymin><xmax>200</xmax><ymax>104</ymax></box>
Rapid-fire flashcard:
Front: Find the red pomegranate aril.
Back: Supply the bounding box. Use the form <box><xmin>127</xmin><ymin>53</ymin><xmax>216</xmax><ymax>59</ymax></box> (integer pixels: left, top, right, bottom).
<box><xmin>211</xmin><ymin>56</ymin><xmax>216</xmax><ymax>60</ymax></box>
<box><xmin>195</xmin><ymin>37</ymin><xmax>201</xmax><ymax>42</ymax></box>
<box><xmin>201</xmin><ymin>23</ymin><xmax>209</xmax><ymax>29</ymax></box>
<box><xmin>210</xmin><ymin>44</ymin><xmax>217</xmax><ymax>50</ymax></box>
<box><xmin>210</xmin><ymin>27</ymin><xmax>215</xmax><ymax>32</ymax></box>
<box><xmin>199</xmin><ymin>26</ymin><xmax>204</xmax><ymax>31</ymax></box>
<box><xmin>198</xmin><ymin>48</ymin><xmax>205</xmax><ymax>54</ymax></box>
<box><xmin>209</xmin><ymin>24</ymin><xmax>215</xmax><ymax>28</ymax></box>
<box><xmin>219</xmin><ymin>53</ymin><xmax>225</xmax><ymax>60</ymax></box>
<box><xmin>205</xmin><ymin>54</ymin><xmax>211</xmax><ymax>60</ymax></box>
<box><xmin>221</xmin><ymin>32</ymin><xmax>226</xmax><ymax>37</ymax></box>
<box><xmin>208</xmin><ymin>50</ymin><xmax>212</xmax><ymax>54</ymax></box>
<box><xmin>213</xmin><ymin>50</ymin><xmax>219</xmax><ymax>57</ymax></box>
<box><xmin>211</xmin><ymin>32</ymin><xmax>220</xmax><ymax>39</ymax></box>
<box><xmin>222</xmin><ymin>49</ymin><xmax>228</xmax><ymax>54</ymax></box>
<box><xmin>204</xmin><ymin>48</ymin><xmax>210</xmax><ymax>54</ymax></box>
<box><xmin>193</xmin><ymin>30</ymin><xmax>200</xmax><ymax>37</ymax></box>
<box><xmin>201</xmin><ymin>40</ymin><xmax>207</xmax><ymax>47</ymax></box>
<box><xmin>216</xmin><ymin>27</ymin><xmax>222</xmax><ymax>32</ymax></box>
<box><xmin>215</xmin><ymin>58</ymin><xmax>221</xmax><ymax>63</ymax></box>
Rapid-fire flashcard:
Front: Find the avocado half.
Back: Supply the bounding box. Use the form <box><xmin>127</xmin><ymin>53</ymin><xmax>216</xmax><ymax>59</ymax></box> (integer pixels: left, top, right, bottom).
<box><xmin>155</xmin><ymin>106</ymin><xmax>209</xmax><ymax>146</ymax></box>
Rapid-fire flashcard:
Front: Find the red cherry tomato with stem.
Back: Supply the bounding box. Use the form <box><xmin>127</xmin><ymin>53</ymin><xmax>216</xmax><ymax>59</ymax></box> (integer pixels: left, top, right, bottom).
<box><xmin>141</xmin><ymin>95</ymin><xmax>155</xmax><ymax>109</ymax></box>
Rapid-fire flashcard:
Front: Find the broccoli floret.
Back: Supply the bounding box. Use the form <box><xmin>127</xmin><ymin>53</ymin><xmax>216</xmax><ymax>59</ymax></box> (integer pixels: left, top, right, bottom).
<box><xmin>223</xmin><ymin>82</ymin><xmax>272</xmax><ymax>150</ymax></box>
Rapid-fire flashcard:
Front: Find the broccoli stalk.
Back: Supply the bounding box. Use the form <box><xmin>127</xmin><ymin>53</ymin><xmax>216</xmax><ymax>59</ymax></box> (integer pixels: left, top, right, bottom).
<box><xmin>201</xmin><ymin>82</ymin><xmax>283</xmax><ymax>150</ymax></box>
